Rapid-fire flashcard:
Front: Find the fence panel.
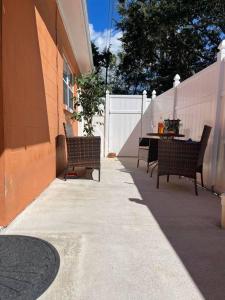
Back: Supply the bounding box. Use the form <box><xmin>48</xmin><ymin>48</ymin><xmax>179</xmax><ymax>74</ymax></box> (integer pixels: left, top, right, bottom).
<box><xmin>108</xmin><ymin>95</ymin><xmax>143</xmax><ymax>157</ymax></box>
<box><xmin>174</xmin><ymin>62</ymin><xmax>218</xmax><ymax>188</ymax></box>
<box><xmin>215</xmin><ymin>60</ymin><xmax>225</xmax><ymax>192</ymax></box>
<box><xmin>151</xmin><ymin>88</ymin><xmax>175</xmax><ymax>132</ymax></box>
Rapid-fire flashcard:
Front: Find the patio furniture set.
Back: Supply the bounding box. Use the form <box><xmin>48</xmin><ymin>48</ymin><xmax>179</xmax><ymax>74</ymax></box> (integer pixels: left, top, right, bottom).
<box><xmin>137</xmin><ymin>123</ymin><xmax>212</xmax><ymax>195</ymax></box>
<box><xmin>63</xmin><ymin>120</ymin><xmax>211</xmax><ymax>195</ymax></box>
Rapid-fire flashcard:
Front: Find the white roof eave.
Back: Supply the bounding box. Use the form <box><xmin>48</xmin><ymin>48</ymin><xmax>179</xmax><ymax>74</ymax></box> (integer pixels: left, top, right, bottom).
<box><xmin>56</xmin><ymin>0</ymin><xmax>93</xmax><ymax>74</ymax></box>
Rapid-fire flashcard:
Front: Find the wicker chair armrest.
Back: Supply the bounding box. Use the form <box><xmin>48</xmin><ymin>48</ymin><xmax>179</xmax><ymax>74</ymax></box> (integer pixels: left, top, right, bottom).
<box><xmin>139</xmin><ymin>137</ymin><xmax>150</xmax><ymax>147</ymax></box>
<box><xmin>66</xmin><ymin>136</ymin><xmax>101</xmax><ymax>141</ymax></box>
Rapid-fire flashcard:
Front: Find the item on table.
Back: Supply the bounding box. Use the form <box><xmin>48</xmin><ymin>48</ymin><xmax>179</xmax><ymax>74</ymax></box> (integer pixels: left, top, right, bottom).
<box><xmin>163</xmin><ymin>119</ymin><xmax>180</xmax><ymax>134</ymax></box>
<box><xmin>158</xmin><ymin>117</ymin><xmax>164</xmax><ymax>134</ymax></box>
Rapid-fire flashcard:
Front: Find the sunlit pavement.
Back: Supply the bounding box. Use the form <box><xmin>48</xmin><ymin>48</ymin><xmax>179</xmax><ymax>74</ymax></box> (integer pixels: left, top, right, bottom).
<box><xmin>3</xmin><ymin>158</ymin><xmax>224</xmax><ymax>300</ymax></box>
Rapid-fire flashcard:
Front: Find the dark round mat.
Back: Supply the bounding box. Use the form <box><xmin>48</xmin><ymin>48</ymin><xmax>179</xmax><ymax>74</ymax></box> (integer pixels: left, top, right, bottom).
<box><xmin>0</xmin><ymin>235</ymin><xmax>60</xmax><ymax>300</ymax></box>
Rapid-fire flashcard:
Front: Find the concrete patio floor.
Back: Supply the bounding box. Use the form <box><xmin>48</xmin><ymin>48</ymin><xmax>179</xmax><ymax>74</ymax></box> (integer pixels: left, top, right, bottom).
<box><xmin>2</xmin><ymin>158</ymin><xmax>225</xmax><ymax>299</ymax></box>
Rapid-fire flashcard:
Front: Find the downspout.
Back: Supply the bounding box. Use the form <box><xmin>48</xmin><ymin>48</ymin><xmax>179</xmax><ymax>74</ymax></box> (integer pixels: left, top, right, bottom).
<box><xmin>55</xmin><ymin>4</ymin><xmax>60</xmax><ymax>136</ymax></box>
<box><xmin>0</xmin><ymin>0</ymin><xmax>6</xmax><ymax>227</ymax></box>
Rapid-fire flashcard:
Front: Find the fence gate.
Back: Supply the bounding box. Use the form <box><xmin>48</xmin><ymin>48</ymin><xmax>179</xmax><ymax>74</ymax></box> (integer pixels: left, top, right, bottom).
<box><xmin>104</xmin><ymin>91</ymin><xmax>151</xmax><ymax>157</ymax></box>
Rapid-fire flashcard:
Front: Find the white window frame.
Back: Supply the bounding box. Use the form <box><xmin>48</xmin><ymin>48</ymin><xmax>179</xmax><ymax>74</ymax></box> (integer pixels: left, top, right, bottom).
<box><xmin>63</xmin><ymin>57</ymin><xmax>74</xmax><ymax>112</ymax></box>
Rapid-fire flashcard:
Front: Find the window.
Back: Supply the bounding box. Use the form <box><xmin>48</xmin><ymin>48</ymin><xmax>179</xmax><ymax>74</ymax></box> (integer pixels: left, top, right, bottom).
<box><xmin>63</xmin><ymin>59</ymin><xmax>74</xmax><ymax>110</ymax></box>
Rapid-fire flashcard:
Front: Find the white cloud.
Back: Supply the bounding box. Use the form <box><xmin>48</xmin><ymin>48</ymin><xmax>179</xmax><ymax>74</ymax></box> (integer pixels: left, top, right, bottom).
<box><xmin>89</xmin><ymin>24</ymin><xmax>122</xmax><ymax>54</ymax></box>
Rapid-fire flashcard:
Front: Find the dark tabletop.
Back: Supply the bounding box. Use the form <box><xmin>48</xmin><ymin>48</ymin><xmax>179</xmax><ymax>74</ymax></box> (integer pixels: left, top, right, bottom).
<box><xmin>147</xmin><ymin>132</ymin><xmax>185</xmax><ymax>138</ymax></box>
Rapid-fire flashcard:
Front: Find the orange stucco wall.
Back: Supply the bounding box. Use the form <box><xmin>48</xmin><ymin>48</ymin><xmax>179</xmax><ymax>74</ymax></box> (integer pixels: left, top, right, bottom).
<box><xmin>1</xmin><ymin>0</ymin><xmax>79</xmax><ymax>225</ymax></box>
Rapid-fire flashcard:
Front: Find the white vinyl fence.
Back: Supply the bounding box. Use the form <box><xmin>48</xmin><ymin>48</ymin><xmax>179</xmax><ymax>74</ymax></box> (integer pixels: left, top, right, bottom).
<box><xmin>104</xmin><ymin>92</ymin><xmax>151</xmax><ymax>156</ymax></box>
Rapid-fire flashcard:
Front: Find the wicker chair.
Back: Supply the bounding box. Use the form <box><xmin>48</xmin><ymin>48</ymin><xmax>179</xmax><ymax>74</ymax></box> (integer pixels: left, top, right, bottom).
<box><xmin>63</xmin><ymin>123</ymin><xmax>101</xmax><ymax>181</ymax></box>
<box><xmin>137</xmin><ymin>138</ymin><xmax>158</xmax><ymax>174</ymax></box>
<box><xmin>157</xmin><ymin>125</ymin><xmax>211</xmax><ymax>195</ymax></box>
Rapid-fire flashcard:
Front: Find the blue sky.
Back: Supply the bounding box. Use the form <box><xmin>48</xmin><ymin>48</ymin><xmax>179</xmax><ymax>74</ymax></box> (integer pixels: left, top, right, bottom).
<box><xmin>87</xmin><ymin>0</ymin><xmax>119</xmax><ymax>31</ymax></box>
<box><xmin>87</xmin><ymin>0</ymin><xmax>122</xmax><ymax>53</ymax></box>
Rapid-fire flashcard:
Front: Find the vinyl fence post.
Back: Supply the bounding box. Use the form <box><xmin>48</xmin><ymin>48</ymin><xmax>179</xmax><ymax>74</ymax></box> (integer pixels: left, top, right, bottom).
<box><xmin>150</xmin><ymin>90</ymin><xmax>157</xmax><ymax>132</ymax></box>
<box><xmin>152</xmin><ymin>90</ymin><xmax>157</xmax><ymax>100</ymax></box>
<box><xmin>104</xmin><ymin>90</ymin><xmax>110</xmax><ymax>157</ymax></box>
<box><xmin>142</xmin><ymin>90</ymin><xmax>147</xmax><ymax>111</ymax></box>
<box><xmin>173</xmin><ymin>74</ymin><xmax>180</xmax><ymax>119</ymax></box>
<box><xmin>141</xmin><ymin>90</ymin><xmax>147</xmax><ymax>137</ymax></box>
<box><xmin>211</xmin><ymin>40</ymin><xmax>225</xmax><ymax>191</ymax></box>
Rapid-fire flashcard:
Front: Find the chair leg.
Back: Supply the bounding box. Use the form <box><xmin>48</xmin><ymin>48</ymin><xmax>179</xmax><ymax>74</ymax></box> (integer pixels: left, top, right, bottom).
<box><xmin>151</xmin><ymin>162</ymin><xmax>158</xmax><ymax>177</ymax></box>
<box><xmin>137</xmin><ymin>159</ymin><xmax>139</xmax><ymax>168</ymax></box>
<box><xmin>157</xmin><ymin>174</ymin><xmax>159</xmax><ymax>189</ymax></box>
<box><xmin>201</xmin><ymin>172</ymin><xmax>204</xmax><ymax>187</ymax></box>
<box><xmin>147</xmin><ymin>163</ymin><xmax>149</xmax><ymax>173</ymax></box>
<box><xmin>64</xmin><ymin>166</ymin><xmax>68</xmax><ymax>181</ymax></box>
<box><xmin>167</xmin><ymin>175</ymin><xmax>170</xmax><ymax>182</ymax></box>
<box><xmin>194</xmin><ymin>176</ymin><xmax>198</xmax><ymax>196</ymax></box>
<box><xmin>98</xmin><ymin>168</ymin><xmax>101</xmax><ymax>182</ymax></box>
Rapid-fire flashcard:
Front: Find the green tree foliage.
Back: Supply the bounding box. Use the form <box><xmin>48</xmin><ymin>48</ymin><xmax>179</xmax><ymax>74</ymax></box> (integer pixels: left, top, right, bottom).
<box><xmin>91</xmin><ymin>42</ymin><xmax>119</xmax><ymax>90</ymax></box>
<box><xmin>117</xmin><ymin>0</ymin><xmax>225</xmax><ymax>94</ymax></box>
<box><xmin>91</xmin><ymin>42</ymin><xmax>102</xmax><ymax>73</ymax></box>
<box><xmin>91</xmin><ymin>43</ymin><xmax>113</xmax><ymax>76</ymax></box>
<box><xmin>72</xmin><ymin>73</ymin><xmax>105</xmax><ymax>136</ymax></box>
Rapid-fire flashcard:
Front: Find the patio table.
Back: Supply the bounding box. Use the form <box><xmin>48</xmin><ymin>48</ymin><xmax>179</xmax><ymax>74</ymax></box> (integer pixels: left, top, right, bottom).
<box><xmin>145</xmin><ymin>132</ymin><xmax>185</xmax><ymax>176</ymax></box>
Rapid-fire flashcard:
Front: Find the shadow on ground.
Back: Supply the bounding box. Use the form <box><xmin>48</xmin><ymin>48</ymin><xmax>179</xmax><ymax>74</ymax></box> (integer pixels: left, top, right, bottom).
<box><xmin>119</xmin><ymin>157</ymin><xmax>225</xmax><ymax>300</ymax></box>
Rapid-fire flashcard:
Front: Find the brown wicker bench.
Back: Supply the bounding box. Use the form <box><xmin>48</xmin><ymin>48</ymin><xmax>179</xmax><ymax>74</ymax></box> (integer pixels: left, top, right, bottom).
<box><xmin>157</xmin><ymin>125</ymin><xmax>211</xmax><ymax>195</ymax></box>
<box><xmin>63</xmin><ymin>123</ymin><xmax>101</xmax><ymax>181</ymax></box>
